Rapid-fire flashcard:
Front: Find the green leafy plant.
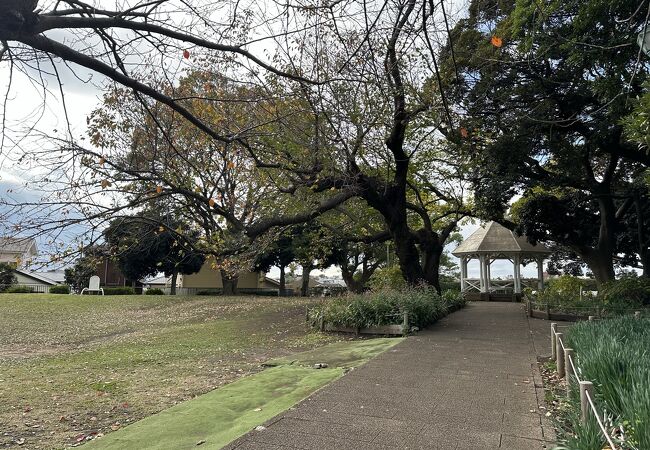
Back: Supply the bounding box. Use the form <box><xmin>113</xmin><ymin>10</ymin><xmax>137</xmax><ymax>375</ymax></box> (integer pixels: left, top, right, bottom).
<box><xmin>6</xmin><ymin>285</ymin><xmax>33</xmax><ymax>293</ymax></box>
<box><xmin>0</xmin><ymin>263</ymin><xmax>17</xmax><ymax>292</ymax></box>
<box><xmin>101</xmin><ymin>287</ymin><xmax>136</xmax><ymax>295</ymax></box>
<box><xmin>307</xmin><ymin>287</ymin><xmax>465</xmax><ymax>330</ymax></box>
<box><xmin>196</xmin><ymin>289</ymin><xmax>221</xmax><ymax>296</ymax></box>
<box><xmin>559</xmin><ymin>317</ymin><xmax>650</xmax><ymax>449</ymax></box>
<box><xmin>49</xmin><ymin>285</ymin><xmax>71</xmax><ymax>294</ymax></box>
<box><xmin>367</xmin><ymin>266</ymin><xmax>407</xmax><ymax>291</ymax></box>
<box><xmin>600</xmin><ymin>277</ymin><xmax>650</xmax><ymax>307</ymax></box>
<box><xmin>145</xmin><ymin>288</ymin><xmax>165</xmax><ymax>295</ymax></box>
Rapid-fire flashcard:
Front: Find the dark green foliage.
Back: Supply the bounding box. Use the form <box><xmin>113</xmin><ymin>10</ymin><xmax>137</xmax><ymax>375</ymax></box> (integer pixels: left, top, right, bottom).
<box><xmin>442</xmin><ymin>0</ymin><xmax>650</xmax><ymax>282</ymax></box>
<box><xmin>102</xmin><ymin>287</ymin><xmax>135</xmax><ymax>295</ymax></box>
<box><xmin>145</xmin><ymin>288</ymin><xmax>164</xmax><ymax>295</ymax></box>
<box><xmin>65</xmin><ymin>250</ymin><xmax>102</xmax><ymax>292</ymax></box>
<box><xmin>600</xmin><ymin>277</ymin><xmax>650</xmax><ymax>307</ymax></box>
<box><xmin>104</xmin><ymin>214</ymin><xmax>205</xmax><ymax>283</ymax></box>
<box><xmin>0</xmin><ymin>263</ymin><xmax>17</xmax><ymax>292</ymax></box>
<box><xmin>49</xmin><ymin>285</ymin><xmax>71</xmax><ymax>294</ymax></box>
<box><xmin>562</xmin><ymin>317</ymin><xmax>650</xmax><ymax>449</ymax></box>
<box><xmin>6</xmin><ymin>285</ymin><xmax>33</xmax><ymax>293</ymax></box>
<box><xmin>439</xmin><ymin>280</ymin><xmax>461</xmax><ymax>293</ymax></box>
<box><xmin>526</xmin><ymin>275</ymin><xmax>646</xmax><ymax>316</ymax></box>
<box><xmin>307</xmin><ymin>287</ymin><xmax>465</xmax><ymax>330</ymax></box>
<box><xmin>196</xmin><ymin>289</ymin><xmax>221</xmax><ymax>296</ymax></box>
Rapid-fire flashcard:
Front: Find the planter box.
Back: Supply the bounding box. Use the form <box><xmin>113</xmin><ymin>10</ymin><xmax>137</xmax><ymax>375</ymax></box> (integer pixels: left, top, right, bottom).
<box><xmin>529</xmin><ymin>308</ymin><xmax>587</xmax><ymax>322</ymax></box>
<box><xmin>324</xmin><ymin>323</ymin><xmax>406</xmax><ymax>336</ymax></box>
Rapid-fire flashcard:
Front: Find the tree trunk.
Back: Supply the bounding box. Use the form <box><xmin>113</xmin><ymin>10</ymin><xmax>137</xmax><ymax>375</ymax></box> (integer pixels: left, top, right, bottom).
<box><xmin>300</xmin><ymin>264</ymin><xmax>312</xmax><ymax>297</ymax></box>
<box><xmin>341</xmin><ymin>266</ymin><xmax>363</xmax><ymax>293</ymax></box>
<box><xmin>392</xmin><ymin>225</ymin><xmax>426</xmax><ymax>285</ymax></box>
<box><xmin>582</xmin><ymin>250</ymin><xmax>615</xmax><ymax>287</ymax></box>
<box><xmin>422</xmin><ymin>244</ymin><xmax>443</xmax><ymax>294</ymax></box>
<box><xmin>220</xmin><ymin>269</ymin><xmax>239</xmax><ymax>295</ymax></box>
<box><xmin>170</xmin><ymin>270</ymin><xmax>178</xmax><ymax>295</ymax></box>
<box><xmin>279</xmin><ymin>264</ymin><xmax>286</xmax><ymax>296</ymax></box>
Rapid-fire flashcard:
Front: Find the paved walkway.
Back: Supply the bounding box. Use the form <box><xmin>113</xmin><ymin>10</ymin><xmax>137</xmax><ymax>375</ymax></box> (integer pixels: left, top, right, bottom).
<box><xmin>226</xmin><ymin>302</ymin><xmax>555</xmax><ymax>450</ymax></box>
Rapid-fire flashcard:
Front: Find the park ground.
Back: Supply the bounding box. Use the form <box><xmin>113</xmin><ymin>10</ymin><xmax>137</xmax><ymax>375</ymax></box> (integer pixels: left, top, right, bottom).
<box><xmin>0</xmin><ymin>293</ymin><xmax>353</xmax><ymax>449</ymax></box>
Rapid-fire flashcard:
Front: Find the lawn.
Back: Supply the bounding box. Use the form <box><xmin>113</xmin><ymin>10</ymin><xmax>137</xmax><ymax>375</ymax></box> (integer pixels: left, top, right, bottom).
<box><xmin>0</xmin><ymin>293</ymin><xmax>349</xmax><ymax>449</ymax></box>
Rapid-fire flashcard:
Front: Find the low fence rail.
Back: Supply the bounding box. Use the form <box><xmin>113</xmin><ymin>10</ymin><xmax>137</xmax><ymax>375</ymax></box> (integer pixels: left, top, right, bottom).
<box><xmin>549</xmin><ymin>312</ymin><xmax>644</xmax><ymax>450</ymax></box>
<box><xmin>528</xmin><ymin>300</ymin><xmax>648</xmax><ymax>321</ymax></box>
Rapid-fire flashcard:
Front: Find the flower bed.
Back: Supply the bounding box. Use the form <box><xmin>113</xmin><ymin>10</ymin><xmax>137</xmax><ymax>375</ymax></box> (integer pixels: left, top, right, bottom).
<box><xmin>307</xmin><ymin>288</ymin><xmax>465</xmax><ymax>335</ymax></box>
<box><xmin>554</xmin><ymin>316</ymin><xmax>650</xmax><ymax>449</ymax></box>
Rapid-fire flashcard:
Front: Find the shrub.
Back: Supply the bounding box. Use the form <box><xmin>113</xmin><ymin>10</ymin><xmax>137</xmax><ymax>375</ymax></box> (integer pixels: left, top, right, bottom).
<box><xmin>49</xmin><ymin>285</ymin><xmax>71</xmax><ymax>294</ymax></box>
<box><xmin>196</xmin><ymin>289</ymin><xmax>221</xmax><ymax>296</ymax></box>
<box><xmin>600</xmin><ymin>277</ymin><xmax>650</xmax><ymax>307</ymax></box>
<box><xmin>526</xmin><ymin>275</ymin><xmax>603</xmax><ymax>315</ymax></box>
<box><xmin>368</xmin><ymin>266</ymin><xmax>407</xmax><ymax>291</ymax></box>
<box><xmin>6</xmin><ymin>285</ymin><xmax>33</xmax><ymax>293</ymax></box>
<box><xmin>145</xmin><ymin>288</ymin><xmax>164</xmax><ymax>295</ymax></box>
<box><xmin>0</xmin><ymin>262</ymin><xmax>17</xmax><ymax>292</ymax></box>
<box><xmin>307</xmin><ymin>287</ymin><xmax>465</xmax><ymax>330</ymax></box>
<box><xmin>101</xmin><ymin>287</ymin><xmax>135</xmax><ymax>295</ymax></box>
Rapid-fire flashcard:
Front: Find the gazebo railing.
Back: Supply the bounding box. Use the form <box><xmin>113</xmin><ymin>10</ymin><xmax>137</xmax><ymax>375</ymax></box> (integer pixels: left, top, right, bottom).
<box><xmin>463</xmin><ymin>279</ymin><xmax>482</xmax><ymax>292</ymax></box>
<box><xmin>462</xmin><ymin>278</ymin><xmax>542</xmax><ymax>294</ymax></box>
<box><xmin>488</xmin><ymin>280</ymin><xmax>514</xmax><ymax>293</ymax></box>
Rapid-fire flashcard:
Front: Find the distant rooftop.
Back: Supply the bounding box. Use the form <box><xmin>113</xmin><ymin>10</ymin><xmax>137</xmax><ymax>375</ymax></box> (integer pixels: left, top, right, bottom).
<box><xmin>0</xmin><ymin>237</ymin><xmax>37</xmax><ymax>255</ymax></box>
<box><xmin>452</xmin><ymin>221</ymin><xmax>551</xmax><ymax>256</ymax></box>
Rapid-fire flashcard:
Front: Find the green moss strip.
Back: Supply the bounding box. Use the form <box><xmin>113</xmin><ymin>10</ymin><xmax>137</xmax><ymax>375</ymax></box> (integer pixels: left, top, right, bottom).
<box><xmin>264</xmin><ymin>337</ymin><xmax>404</xmax><ymax>368</ymax></box>
<box><xmin>86</xmin><ymin>338</ymin><xmax>403</xmax><ymax>450</ymax></box>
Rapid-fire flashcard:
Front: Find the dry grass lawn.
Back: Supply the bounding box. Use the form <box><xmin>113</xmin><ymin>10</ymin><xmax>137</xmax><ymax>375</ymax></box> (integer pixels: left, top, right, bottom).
<box><xmin>0</xmin><ymin>293</ymin><xmax>347</xmax><ymax>449</ymax></box>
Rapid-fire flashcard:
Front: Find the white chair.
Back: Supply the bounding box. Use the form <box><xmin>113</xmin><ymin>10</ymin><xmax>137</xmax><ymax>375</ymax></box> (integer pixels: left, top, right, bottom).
<box><xmin>81</xmin><ymin>275</ymin><xmax>104</xmax><ymax>295</ymax></box>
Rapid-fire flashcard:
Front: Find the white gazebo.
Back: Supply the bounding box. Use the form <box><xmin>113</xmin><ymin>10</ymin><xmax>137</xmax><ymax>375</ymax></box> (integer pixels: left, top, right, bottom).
<box><xmin>452</xmin><ymin>221</ymin><xmax>551</xmax><ymax>301</ymax></box>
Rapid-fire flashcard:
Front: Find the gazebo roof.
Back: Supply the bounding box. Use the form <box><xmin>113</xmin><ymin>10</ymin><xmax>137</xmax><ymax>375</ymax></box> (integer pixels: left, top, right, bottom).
<box><xmin>452</xmin><ymin>221</ymin><xmax>551</xmax><ymax>256</ymax></box>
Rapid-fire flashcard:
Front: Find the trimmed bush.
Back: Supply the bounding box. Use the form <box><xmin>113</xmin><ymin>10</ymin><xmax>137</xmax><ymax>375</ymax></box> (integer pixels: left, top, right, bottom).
<box><xmin>49</xmin><ymin>285</ymin><xmax>71</xmax><ymax>294</ymax></box>
<box><xmin>6</xmin><ymin>285</ymin><xmax>33</xmax><ymax>293</ymax></box>
<box><xmin>196</xmin><ymin>289</ymin><xmax>221</xmax><ymax>296</ymax></box>
<box><xmin>145</xmin><ymin>288</ymin><xmax>164</xmax><ymax>295</ymax></box>
<box><xmin>102</xmin><ymin>287</ymin><xmax>135</xmax><ymax>295</ymax></box>
<box><xmin>307</xmin><ymin>287</ymin><xmax>465</xmax><ymax>330</ymax></box>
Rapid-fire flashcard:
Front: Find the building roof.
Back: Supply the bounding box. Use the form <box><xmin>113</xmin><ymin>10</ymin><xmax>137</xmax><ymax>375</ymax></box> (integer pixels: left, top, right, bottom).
<box><xmin>14</xmin><ymin>269</ymin><xmax>58</xmax><ymax>285</ymax></box>
<box><xmin>33</xmin><ymin>270</ymin><xmax>66</xmax><ymax>284</ymax></box>
<box><xmin>144</xmin><ymin>275</ymin><xmax>170</xmax><ymax>286</ymax></box>
<box><xmin>263</xmin><ymin>276</ymin><xmax>281</xmax><ymax>287</ymax></box>
<box><xmin>0</xmin><ymin>237</ymin><xmax>37</xmax><ymax>255</ymax></box>
<box><xmin>452</xmin><ymin>221</ymin><xmax>551</xmax><ymax>256</ymax></box>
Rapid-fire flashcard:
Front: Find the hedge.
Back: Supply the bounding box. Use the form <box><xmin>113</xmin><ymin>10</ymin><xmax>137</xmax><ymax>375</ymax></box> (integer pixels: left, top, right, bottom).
<box><xmin>145</xmin><ymin>288</ymin><xmax>164</xmax><ymax>295</ymax></box>
<box><xmin>101</xmin><ymin>287</ymin><xmax>136</xmax><ymax>295</ymax></box>
<box><xmin>5</xmin><ymin>285</ymin><xmax>33</xmax><ymax>293</ymax></box>
<box><xmin>306</xmin><ymin>287</ymin><xmax>465</xmax><ymax>330</ymax></box>
<box><xmin>49</xmin><ymin>285</ymin><xmax>71</xmax><ymax>294</ymax></box>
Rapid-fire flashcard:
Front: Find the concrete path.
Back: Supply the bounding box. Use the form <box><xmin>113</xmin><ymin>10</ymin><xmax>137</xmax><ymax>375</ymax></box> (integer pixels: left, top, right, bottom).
<box><xmin>225</xmin><ymin>302</ymin><xmax>554</xmax><ymax>450</ymax></box>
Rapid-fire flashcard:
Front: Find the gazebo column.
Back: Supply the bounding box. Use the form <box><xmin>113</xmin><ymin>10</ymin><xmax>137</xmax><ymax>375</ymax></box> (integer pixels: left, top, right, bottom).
<box><xmin>537</xmin><ymin>256</ymin><xmax>545</xmax><ymax>290</ymax></box>
<box><xmin>513</xmin><ymin>255</ymin><xmax>521</xmax><ymax>294</ymax></box>
<box><xmin>479</xmin><ymin>255</ymin><xmax>487</xmax><ymax>293</ymax></box>
<box><xmin>460</xmin><ymin>256</ymin><xmax>468</xmax><ymax>292</ymax></box>
<box><xmin>478</xmin><ymin>255</ymin><xmax>485</xmax><ymax>292</ymax></box>
<box><xmin>486</xmin><ymin>258</ymin><xmax>492</xmax><ymax>292</ymax></box>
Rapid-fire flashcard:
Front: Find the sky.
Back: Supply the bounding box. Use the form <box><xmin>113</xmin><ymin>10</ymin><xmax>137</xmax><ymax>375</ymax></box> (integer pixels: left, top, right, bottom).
<box><xmin>0</xmin><ymin>0</ymin><xmax>543</xmax><ymax>279</ymax></box>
